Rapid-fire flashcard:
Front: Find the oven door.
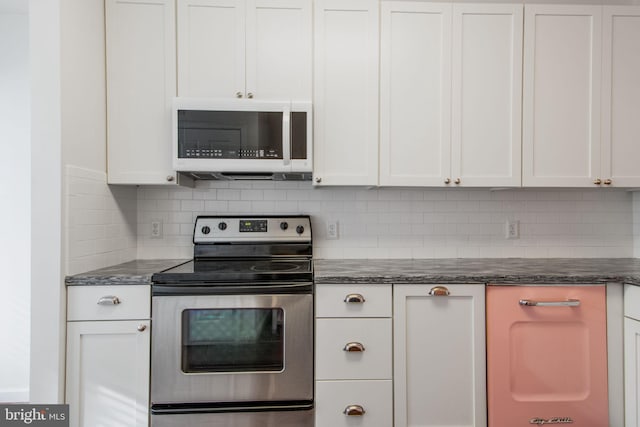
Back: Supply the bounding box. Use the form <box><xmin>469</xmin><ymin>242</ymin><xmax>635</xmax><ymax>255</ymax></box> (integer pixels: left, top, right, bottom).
<box><xmin>151</xmin><ymin>286</ymin><xmax>313</xmax><ymax>405</ymax></box>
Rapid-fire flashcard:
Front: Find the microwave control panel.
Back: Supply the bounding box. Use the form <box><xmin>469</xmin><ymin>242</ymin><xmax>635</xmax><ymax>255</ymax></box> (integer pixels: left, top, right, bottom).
<box><xmin>182</xmin><ymin>148</ymin><xmax>281</xmax><ymax>159</ymax></box>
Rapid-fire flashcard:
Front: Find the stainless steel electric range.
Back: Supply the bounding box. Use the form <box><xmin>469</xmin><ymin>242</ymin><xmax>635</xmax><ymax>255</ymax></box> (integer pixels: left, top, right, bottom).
<box><xmin>150</xmin><ymin>215</ymin><xmax>314</xmax><ymax>427</ymax></box>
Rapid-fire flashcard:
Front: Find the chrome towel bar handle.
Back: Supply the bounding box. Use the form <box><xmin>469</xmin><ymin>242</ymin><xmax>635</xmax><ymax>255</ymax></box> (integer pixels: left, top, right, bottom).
<box><xmin>519</xmin><ymin>299</ymin><xmax>580</xmax><ymax>307</ymax></box>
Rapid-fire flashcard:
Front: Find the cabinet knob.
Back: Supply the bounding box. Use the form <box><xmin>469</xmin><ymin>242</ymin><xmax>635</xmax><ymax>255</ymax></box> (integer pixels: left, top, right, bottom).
<box><xmin>444</xmin><ymin>178</ymin><xmax>451</xmax><ymax>184</ymax></box>
<box><xmin>344</xmin><ymin>293</ymin><xmax>365</xmax><ymax>303</ymax></box>
<box><xmin>428</xmin><ymin>286</ymin><xmax>450</xmax><ymax>296</ymax></box>
<box><xmin>166</xmin><ymin>175</ymin><xmax>175</xmax><ymax>182</ymax></box>
<box><xmin>314</xmin><ymin>177</ymin><xmax>322</xmax><ymax>183</ymax></box>
<box><xmin>454</xmin><ymin>178</ymin><xmax>461</xmax><ymax>185</ymax></box>
<box><xmin>604</xmin><ymin>179</ymin><xmax>612</xmax><ymax>185</ymax></box>
<box><xmin>236</xmin><ymin>91</ymin><xmax>243</xmax><ymax>98</ymax></box>
<box><xmin>593</xmin><ymin>178</ymin><xmax>602</xmax><ymax>185</ymax></box>
<box><xmin>247</xmin><ymin>92</ymin><xmax>254</xmax><ymax>99</ymax></box>
<box><xmin>343</xmin><ymin>405</ymin><xmax>366</xmax><ymax>416</ymax></box>
<box><xmin>343</xmin><ymin>342</ymin><xmax>365</xmax><ymax>352</ymax></box>
<box><xmin>97</xmin><ymin>295</ymin><xmax>121</xmax><ymax>305</ymax></box>
<box><xmin>137</xmin><ymin>324</ymin><xmax>147</xmax><ymax>332</ymax></box>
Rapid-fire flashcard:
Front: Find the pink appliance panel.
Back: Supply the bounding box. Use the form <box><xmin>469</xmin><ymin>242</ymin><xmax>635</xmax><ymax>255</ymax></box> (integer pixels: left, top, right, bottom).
<box><xmin>487</xmin><ymin>285</ymin><xmax>608</xmax><ymax>427</ymax></box>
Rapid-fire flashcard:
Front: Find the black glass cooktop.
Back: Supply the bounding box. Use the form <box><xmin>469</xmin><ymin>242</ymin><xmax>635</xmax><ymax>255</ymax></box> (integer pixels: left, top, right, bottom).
<box><xmin>152</xmin><ymin>258</ymin><xmax>313</xmax><ymax>284</ymax></box>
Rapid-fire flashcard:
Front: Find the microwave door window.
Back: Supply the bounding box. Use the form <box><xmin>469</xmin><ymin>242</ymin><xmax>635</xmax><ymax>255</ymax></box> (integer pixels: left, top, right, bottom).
<box><xmin>177</xmin><ymin>110</ymin><xmax>283</xmax><ymax>159</ymax></box>
<box><xmin>181</xmin><ymin>308</ymin><xmax>285</xmax><ymax>373</ymax></box>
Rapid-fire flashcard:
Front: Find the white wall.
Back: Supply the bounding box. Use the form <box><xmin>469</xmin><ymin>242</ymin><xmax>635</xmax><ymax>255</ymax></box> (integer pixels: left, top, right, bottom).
<box><xmin>60</xmin><ymin>0</ymin><xmax>137</xmax><ymax>276</ymax></box>
<box><xmin>29</xmin><ymin>0</ymin><xmax>65</xmax><ymax>403</ymax></box>
<box><xmin>138</xmin><ymin>182</ymin><xmax>634</xmax><ymax>259</ymax></box>
<box><xmin>0</xmin><ymin>6</ymin><xmax>30</xmax><ymax>403</ymax></box>
<box><xmin>28</xmin><ymin>0</ymin><xmax>138</xmax><ymax>404</ymax></box>
<box><xmin>60</xmin><ymin>0</ymin><xmax>106</xmax><ymax>171</ymax></box>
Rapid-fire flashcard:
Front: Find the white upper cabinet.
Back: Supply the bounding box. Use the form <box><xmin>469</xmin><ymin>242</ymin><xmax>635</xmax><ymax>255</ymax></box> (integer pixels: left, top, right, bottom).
<box><xmin>451</xmin><ymin>4</ymin><xmax>522</xmax><ymax>187</ymax></box>
<box><xmin>379</xmin><ymin>2</ymin><xmax>452</xmax><ymax>187</ymax></box>
<box><xmin>523</xmin><ymin>5</ymin><xmax>602</xmax><ymax>187</ymax></box>
<box><xmin>177</xmin><ymin>0</ymin><xmax>311</xmax><ymax>100</ymax></box>
<box><xmin>313</xmin><ymin>0</ymin><xmax>380</xmax><ymax>186</ymax></box>
<box><xmin>106</xmin><ymin>0</ymin><xmax>179</xmax><ymax>185</ymax></box>
<box><xmin>601</xmin><ymin>7</ymin><xmax>640</xmax><ymax>187</ymax></box>
<box><xmin>177</xmin><ymin>0</ymin><xmax>245</xmax><ymax>98</ymax></box>
<box><xmin>380</xmin><ymin>2</ymin><xmax>522</xmax><ymax>187</ymax></box>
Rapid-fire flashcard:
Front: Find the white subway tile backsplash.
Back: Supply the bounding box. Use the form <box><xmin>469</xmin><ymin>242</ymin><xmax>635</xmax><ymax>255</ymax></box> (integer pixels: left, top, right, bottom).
<box><xmin>134</xmin><ymin>181</ymin><xmax>637</xmax><ymax>259</ymax></box>
<box><xmin>65</xmin><ymin>166</ymin><xmax>137</xmax><ymax>275</ymax></box>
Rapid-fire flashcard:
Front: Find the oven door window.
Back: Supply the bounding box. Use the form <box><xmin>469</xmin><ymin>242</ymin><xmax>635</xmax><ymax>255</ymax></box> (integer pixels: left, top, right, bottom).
<box><xmin>181</xmin><ymin>308</ymin><xmax>284</xmax><ymax>373</ymax></box>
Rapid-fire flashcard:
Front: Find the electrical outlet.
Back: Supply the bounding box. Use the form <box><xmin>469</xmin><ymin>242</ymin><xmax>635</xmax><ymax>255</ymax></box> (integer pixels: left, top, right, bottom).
<box><xmin>506</xmin><ymin>220</ymin><xmax>519</xmax><ymax>239</ymax></box>
<box><xmin>326</xmin><ymin>220</ymin><xmax>339</xmax><ymax>240</ymax></box>
<box><xmin>151</xmin><ymin>220</ymin><xmax>163</xmax><ymax>238</ymax></box>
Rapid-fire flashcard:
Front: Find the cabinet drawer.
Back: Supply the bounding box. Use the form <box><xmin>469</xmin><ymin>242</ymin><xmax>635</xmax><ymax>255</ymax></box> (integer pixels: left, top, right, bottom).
<box><xmin>68</xmin><ymin>285</ymin><xmax>150</xmax><ymax>321</ymax></box>
<box><xmin>625</xmin><ymin>284</ymin><xmax>640</xmax><ymax>321</ymax></box>
<box><xmin>316</xmin><ymin>284</ymin><xmax>391</xmax><ymax>318</ymax></box>
<box><xmin>316</xmin><ymin>380</ymin><xmax>392</xmax><ymax>427</ymax></box>
<box><xmin>316</xmin><ymin>318</ymin><xmax>392</xmax><ymax>380</ymax></box>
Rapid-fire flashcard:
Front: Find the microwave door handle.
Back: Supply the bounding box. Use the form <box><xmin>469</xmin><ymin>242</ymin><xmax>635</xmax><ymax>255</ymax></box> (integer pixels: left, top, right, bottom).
<box><xmin>282</xmin><ymin>107</ymin><xmax>291</xmax><ymax>166</ymax></box>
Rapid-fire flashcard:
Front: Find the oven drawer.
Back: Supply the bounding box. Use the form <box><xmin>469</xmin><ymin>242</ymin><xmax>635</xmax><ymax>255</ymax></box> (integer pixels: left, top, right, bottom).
<box><xmin>316</xmin><ymin>284</ymin><xmax>392</xmax><ymax>318</ymax></box>
<box><xmin>316</xmin><ymin>380</ymin><xmax>392</xmax><ymax>427</ymax></box>
<box><xmin>151</xmin><ymin>408</ymin><xmax>314</xmax><ymax>427</ymax></box>
<box><xmin>316</xmin><ymin>318</ymin><xmax>392</xmax><ymax>380</ymax></box>
<box><xmin>68</xmin><ymin>285</ymin><xmax>150</xmax><ymax>321</ymax></box>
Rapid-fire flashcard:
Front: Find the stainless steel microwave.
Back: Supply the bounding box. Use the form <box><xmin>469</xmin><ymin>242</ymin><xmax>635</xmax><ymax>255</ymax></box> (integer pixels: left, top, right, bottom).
<box><xmin>173</xmin><ymin>98</ymin><xmax>312</xmax><ymax>177</ymax></box>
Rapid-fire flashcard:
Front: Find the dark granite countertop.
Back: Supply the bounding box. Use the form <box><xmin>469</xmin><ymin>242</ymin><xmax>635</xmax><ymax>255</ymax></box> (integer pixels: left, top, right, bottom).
<box><xmin>314</xmin><ymin>258</ymin><xmax>640</xmax><ymax>286</ymax></box>
<box><xmin>65</xmin><ymin>259</ymin><xmax>189</xmax><ymax>286</ymax></box>
<box><xmin>65</xmin><ymin>258</ymin><xmax>640</xmax><ymax>287</ymax></box>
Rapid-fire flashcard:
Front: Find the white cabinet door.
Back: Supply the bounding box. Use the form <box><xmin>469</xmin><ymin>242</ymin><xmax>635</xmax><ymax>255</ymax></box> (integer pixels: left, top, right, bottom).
<box><xmin>380</xmin><ymin>2</ymin><xmax>521</xmax><ymax>188</ymax></box>
<box><xmin>601</xmin><ymin>7</ymin><xmax>640</xmax><ymax>188</ymax></box>
<box><xmin>177</xmin><ymin>0</ymin><xmax>245</xmax><ymax>98</ymax></box>
<box><xmin>246</xmin><ymin>0</ymin><xmax>312</xmax><ymax>100</ymax></box>
<box><xmin>177</xmin><ymin>0</ymin><xmax>311</xmax><ymax>100</ymax></box>
<box><xmin>66</xmin><ymin>320</ymin><xmax>150</xmax><ymax>427</ymax></box>
<box><xmin>106</xmin><ymin>0</ymin><xmax>178</xmax><ymax>185</ymax></box>
<box><xmin>523</xmin><ymin>5</ymin><xmax>602</xmax><ymax>187</ymax></box>
<box><xmin>313</xmin><ymin>0</ymin><xmax>379</xmax><ymax>186</ymax></box>
<box><xmin>379</xmin><ymin>2</ymin><xmax>451</xmax><ymax>187</ymax></box>
<box><xmin>451</xmin><ymin>4</ymin><xmax>522</xmax><ymax>187</ymax></box>
<box><xmin>394</xmin><ymin>284</ymin><xmax>486</xmax><ymax>427</ymax></box>
<box><xmin>625</xmin><ymin>317</ymin><xmax>640</xmax><ymax>427</ymax></box>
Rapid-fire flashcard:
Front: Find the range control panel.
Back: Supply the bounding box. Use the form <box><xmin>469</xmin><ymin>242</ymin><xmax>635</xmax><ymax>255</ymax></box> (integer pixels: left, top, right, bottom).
<box><xmin>194</xmin><ymin>216</ymin><xmax>311</xmax><ymax>243</ymax></box>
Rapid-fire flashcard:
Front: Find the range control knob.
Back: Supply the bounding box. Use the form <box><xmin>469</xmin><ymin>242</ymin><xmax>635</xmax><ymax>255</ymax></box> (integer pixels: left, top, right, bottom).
<box><xmin>280</xmin><ymin>222</ymin><xmax>289</xmax><ymax>231</ymax></box>
<box><xmin>218</xmin><ymin>222</ymin><xmax>227</xmax><ymax>231</ymax></box>
<box><xmin>201</xmin><ymin>226</ymin><xmax>211</xmax><ymax>235</ymax></box>
<box><xmin>296</xmin><ymin>225</ymin><xmax>305</xmax><ymax>235</ymax></box>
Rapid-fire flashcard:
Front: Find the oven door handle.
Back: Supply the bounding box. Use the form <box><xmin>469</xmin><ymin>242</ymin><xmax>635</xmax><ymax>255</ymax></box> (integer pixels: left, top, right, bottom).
<box><xmin>519</xmin><ymin>299</ymin><xmax>580</xmax><ymax>307</ymax></box>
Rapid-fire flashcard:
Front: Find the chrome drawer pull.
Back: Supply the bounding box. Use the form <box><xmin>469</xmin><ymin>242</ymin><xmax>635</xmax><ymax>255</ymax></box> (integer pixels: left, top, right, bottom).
<box><xmin>343</xmin><ymin>405</ymin><xmax>366</xmax><ymax>416</ymax></box>
<box><xmin>97</xmin><ymin>295</ymin><xmax>121</xmax><ymax>305</ymax></box>
<box><xmin>343</xmin><ymin>342</ymin><xmax>365</xmax><ymax>352</ymax></box>
<box><xmin>519</xmin><ymin>299</ymin><xmax>580</xmax><ymax>307</ymax></box>
<box><xmin>428</xmin><ymin>286</ymin><xmax>450</xmax><ymax>296</ymax></box>
<box><xmin>344</xmin><ymin>293</ymin><xmax>365</xmax><ymax>303</ymax></box>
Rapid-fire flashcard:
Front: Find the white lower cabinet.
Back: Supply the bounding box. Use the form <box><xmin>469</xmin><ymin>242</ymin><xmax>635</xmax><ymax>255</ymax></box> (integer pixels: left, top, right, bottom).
<box><xmin>315</xmin><ymin>284</ymin><xmax>392</xmax><ymax>427</ymax></box>
<box><xmin>316</xmin><ymin>318</ymin><xmax>392</xmax><ymax>380</ymax></box>
<box><xmin>625</xmin><ymin>284</ymin><xmax>640</xmax><ymax>426</ymax></box>
<box><xmin>316</xmin><ymin>380</ymin><xmax>393</xmax><ymax>427</ymax></box>
<box><xmin>66</xmin><ymin>286</ymin><xmax>151</xmax><ymax>427</ymax></box>
<box><xmin>394</xmin><ymin>284</ymin><xmax>486</xmax><ymax>427</ymax></box>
